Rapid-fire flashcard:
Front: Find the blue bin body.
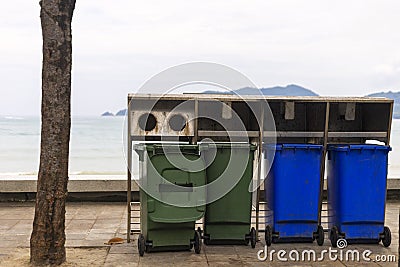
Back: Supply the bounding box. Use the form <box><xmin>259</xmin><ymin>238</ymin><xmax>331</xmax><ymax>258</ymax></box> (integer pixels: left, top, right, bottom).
<box><xmin>327</xmin><ymin>145</ymin><xmax>391</xmax><ymax>242</ymax></box>
<box><xmin>264</xmin><ymin>144</ymin><xmax>323</xmax><ymax>241</ymax></box>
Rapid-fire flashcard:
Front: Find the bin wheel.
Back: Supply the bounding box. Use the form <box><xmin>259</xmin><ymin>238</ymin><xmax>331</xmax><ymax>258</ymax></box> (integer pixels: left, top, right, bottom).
<box><xmin>316</xmin><ymin>225</ymin><xmax>324</xmax><ymax>246</ymax></box>
<box><xmin>145</xmin><ymin>244</ymin><xmax>151</xmax><ymax>253</ymax></box>
<box><xmin>330</xmin><ymin>226</ymin><xmax>339</xmax><ymax>248</ymax></box>
<box><xmin>203</xmin><ymin>233</ymin><xmax>211</xmax><ymax>246</ymax></box>
<box><xmin>265</xmin><ymin>225</ymin><xmax>272</xmax><ymax>247</ymax></box>
<box><xmin>382</xmin><ymin>226</ymin><xmax>391</xmax><ymax>247</ymax></box>
<box><xmin>250</xmin><ymin>227</ymin><xmax>257</xmax><ymax>248</ymax></box>
<box><xmin>138</xmin><ymin>234</ymin><xmax>146</xmax><ymax>257</ymax></box>
<box><xmin>194</xmin><ymin>230</ymin><xmax>201</xmax><ymax>254</ymax></box>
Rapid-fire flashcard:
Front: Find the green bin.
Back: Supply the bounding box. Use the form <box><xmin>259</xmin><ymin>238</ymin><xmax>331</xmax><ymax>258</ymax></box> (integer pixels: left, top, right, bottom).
<box><xmin>134</xmin><ymin>144</ymin><xmax>207</xmax><ymax>256</ymax></box>
<box><xmin>202</xmin><ymin>143</ymin><xmax>257</xmax><ymax>247</ymax></box>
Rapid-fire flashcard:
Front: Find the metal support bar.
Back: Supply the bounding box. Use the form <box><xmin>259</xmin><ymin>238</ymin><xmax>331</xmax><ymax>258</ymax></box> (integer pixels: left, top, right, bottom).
<box><xmin>127</xmin><ymin>98</ymin><xmax>132</xmax><ymax>243</ymax></box>
<box><xmin>192</xmin><ymin>99</ymin><xmax>198</xmax><ymax>144</ymax></box>
<box><xmin>255</xmin><ymin>102</ymin><xmax>264</xmax><ymax>241</ymax></box>
<box><xmin>387</xmin><ymin>102</ymin><xmax>393</xmax><ymax>145</ymax></box>
<box><xmin>318</xmin><ymin>102</ymin><xmax>330</xmax><ymax>226</ymax></box>
<box><xmin>198</xmin><ymin>130</ymin><xmax>259</xmax><ymax>137</ymax></box>
<box><xmin>264</xmin><ymin>131</ymin><xmax>324</xmax><ymax>138</ymax></box>
<box><xmin>327</xmin><ymin>132</ymin><xmax>387</xmax><ymax>138</ymax></box>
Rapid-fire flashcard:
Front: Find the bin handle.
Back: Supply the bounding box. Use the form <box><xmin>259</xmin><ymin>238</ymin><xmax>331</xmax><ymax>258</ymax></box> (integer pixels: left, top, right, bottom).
<box><xmin>152</xmin><ymin>150</ymin><xmax>200</xmax><ymax>157</ymax></box>
<box><xmin>149</xmin><ymin>146</ymin><xmax>201</xmax><ymax>156</ymax></box>
<box><xmin>149</xmin><ymin>144</ymin><xmax>209</xmax><ymax>156</ymax></box>
<box><xmin>159</xmin><ymin>182</ymin><xmax>194</xmax><ymax>192</ymax></box>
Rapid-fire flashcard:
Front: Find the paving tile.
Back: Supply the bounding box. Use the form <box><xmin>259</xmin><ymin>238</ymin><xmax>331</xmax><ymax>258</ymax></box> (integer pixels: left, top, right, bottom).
<box><xmin>64</xmin><ymin>247</ymin><xmax>108</xmax><ymax>267</ymax></box>
<box><xmin>138</xmin><ymin>252</ymin><xmax>176</xmax><ymax>265</ymax></box>
<box><xmin>8</xmin><ymin>220</ymin><xmax>32</xmax><ymax>235</ymax></box>
<box><xmin>173</xmin><ymin>262</ymin><xmax>209</xmax><ymax>267</ymax></box>
<box><xmin>0</xmin><ymin>239</ymin><xmax>28</xmax><ymax>248</ymax></box>
<box><xmin>66</xmin><ymin>219</ymin><xmax>95</xmax><ymax>232</ymax></box>
<box><xmin>98</xmin><ymin>212</ymin><xmax>124</xmax><ymax>219</ymax></box>
<box><xmin>0</xmin><ymin>254</ymin><xmax>7</xmax><ymax>262</ymax></box>
<box><xmin>74</xmin><ymin>214</ymin><xmax>98</xmax><ymax>221</ymax></box>
<box><xmin>0</xmin><ymin>219</ymin><xmax>19</xmax><ymax>231</ymax></box>
<box><xmin>235</xmin><ymin>244</ymin><xmax>266</xmax><ymax>262</ymax></box>
<box><xmin>172</xmin><ymin>251</ymin><xmax>207</xmax><ymax>263</ymax></box>
<box><xmin>91</xmin><ymin>224</ymin><xmax>120</xmax><ymax>231</ymax></box>
<box><xmin>375</xmin><ymin>260</ymin><xmax>398</xmax><ymax>267</ymax></box>
<box><xmin>339</xmin><ymin>260</ymin><xmax>381</xmax><ymax>266</ymax></box>
<box><xmin>89</xmin><ymin>228</ymin><xmax>118</xmax><ymax>234</ymax></box>
<box><xmin>65</xmin><ymin>239</ymin><xmax>89</xmax><ymax>247</ymax></box>
<box><xmin>138</xmin><ymin>261</ymin><xmax>172</xmax><ymax>267</ymax></box>
<box><xmin>1</xmin><ymin>212</ymin><xmax>32</xmax><ymax>220</ymax></box>
<box><xmin>204</xmin><ymin>245</ymin><xmax>240</xmax><ymax>263</ymax></box>
<box><xmin>0</xmin><ymin>201</ymin><xmax>399</xmax><ymax>266</ymax></box>
<box><xmin>1</xmin><ymin>234</ymin><xmax>29</xmax><ymax>241</ymax></box>
<box><xmin>66</xmin><ymin>229</ymin><xmax>91</xmax><ymax>235</ymax></box>
<box><xmin>208</xmin><ymin>261</ymin><xmax>243</xmax><ymax>266</ymax></box>
<box><xmin>109</xmin><ymin>244</ymin><xmax>136</xmax><ymax>254</ymax></box>
<box><xmin>86</xmin><ymin>233</ymin><xmax>116</xmax><ymax>241</ymax></box>
<box><xmin>203</xmin><ymin>245</ymin><xmax>238</xmax><ymax>254</ymax></box>
<box><xmin>104</xmin><ymin>252</ymin><xmax>139</xmax><ymax>266</ymax></box>
<box><xmin>66</xmin><ymin>233</ymin><xmax>88</xmax><ymax>240</ymax></box>
<box><xmin>206</xmin><ymin>254</ymin><xmax>241</xmax><ymax>263</ymax></box>
<box><xmin>65</xmin><ymin>238</ymin><xmax>109</xmax><ymax>248</ymax></box>
<box><xmin>244</xmin><ymin>262</ymin><xmax>313</xmax><ymax>267</ymax></box>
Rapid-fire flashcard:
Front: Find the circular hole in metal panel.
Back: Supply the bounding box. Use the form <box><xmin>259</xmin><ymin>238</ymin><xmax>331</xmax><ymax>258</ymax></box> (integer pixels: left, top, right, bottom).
<box><xmin>138</xmin><ymin>113</ymin><xmax>157</xmax><ymax>131</ymax></box>
<box><xmin>169</xmin><ymin>114</ymin><xmax>186</xmax><ymax>131</ymax></box>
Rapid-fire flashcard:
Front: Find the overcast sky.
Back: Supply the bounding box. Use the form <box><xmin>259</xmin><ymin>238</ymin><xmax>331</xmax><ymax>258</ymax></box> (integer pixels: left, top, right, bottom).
<box><xmin>1</xmin><ymin>0</ymin><xmax>400</xmax><ymax>116</ymax></box>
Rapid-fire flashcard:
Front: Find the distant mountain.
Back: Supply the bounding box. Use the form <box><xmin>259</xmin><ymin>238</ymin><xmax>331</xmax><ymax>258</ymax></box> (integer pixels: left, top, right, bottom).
<box><xmin>203</xmin><ymin>84</ymin><xmax>318</xmax><ymax>96</ymax></box>
<box><xmin>366</xmin><ymin>91</ymin><xmax>400</xmax><ymax>119</ymax></box>
<box><xmin>116</xmin><ymin>109</ymin><xmax>127</xmax><ymax>116</ymax></box>
<box><xmin>100</xmin><ymin>110</ymin><xmax>126</xmax><ymax>116</ymax></box>
<box><xmin>101</xmin><ymin>111</ymin><xmax>114</xmax><ymax>116</ymax></box>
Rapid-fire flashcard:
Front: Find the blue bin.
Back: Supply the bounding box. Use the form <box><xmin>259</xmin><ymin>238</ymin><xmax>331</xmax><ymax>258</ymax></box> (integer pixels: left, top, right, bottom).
<box><xmin>264</xmin><ymin>144</ymin><xmax>324</xmax><ymax>246</ymax></box>
<box><xmin>327</xmin><ymin>145</ymin><xmax>392</xmax><ymax>247</ymax></box>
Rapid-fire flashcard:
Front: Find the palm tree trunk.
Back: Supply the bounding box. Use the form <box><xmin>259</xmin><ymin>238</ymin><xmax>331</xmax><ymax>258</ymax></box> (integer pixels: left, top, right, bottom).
<box><xmin>30</xmin><ymin>0</ymin><xmax>76</xmax><ymax>265</ymax></box>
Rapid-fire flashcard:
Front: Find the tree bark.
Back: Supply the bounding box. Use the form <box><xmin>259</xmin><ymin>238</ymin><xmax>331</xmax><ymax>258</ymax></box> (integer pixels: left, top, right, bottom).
<box><xmin>30</xmin><ymin>0</ymin><xmax>76</xmax><ymax>265</ymax></box>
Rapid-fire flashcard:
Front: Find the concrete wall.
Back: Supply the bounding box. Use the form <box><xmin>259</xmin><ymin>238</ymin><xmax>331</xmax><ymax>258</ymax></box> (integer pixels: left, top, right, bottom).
<box><xmin>1</xmin><ymin>179</ymin><xmax>399</xmax><ymax>193</ymax></box>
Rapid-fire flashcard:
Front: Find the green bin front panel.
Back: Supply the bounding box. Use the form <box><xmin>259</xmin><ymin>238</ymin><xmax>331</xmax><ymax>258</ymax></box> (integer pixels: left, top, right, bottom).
<box><xmin>203</xmin><ymin>144</ymin><xmax>256</xmax><ymax>243</ymax></box>
<box><xmin>137</xmin><ymin>145</ymin><xmax>207</xmax><ymax>250</ymax></box>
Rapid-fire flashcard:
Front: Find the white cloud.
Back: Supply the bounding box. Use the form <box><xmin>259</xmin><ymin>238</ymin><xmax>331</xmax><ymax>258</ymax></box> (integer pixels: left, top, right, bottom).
<box><xmin>371</xmin><ymin>63</ymin><xmax>400</xmax><ymax>90</ymax></box>
<box><xmin>375</xmin><ymin>64</ymin><xmax>400</xmax><ymax>76</ymax></box>
<box><xmin>1</xmin><ymin>0</ymin><xmax>400</xmax><ymax>115</ymax></box>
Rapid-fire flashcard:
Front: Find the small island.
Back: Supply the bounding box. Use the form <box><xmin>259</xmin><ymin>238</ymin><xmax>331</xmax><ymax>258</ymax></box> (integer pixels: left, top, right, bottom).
<box><xmin>101</xmin><ymin>111</ymin><xmax>114</xmax><ymax>116</ymax></box>
<box><xmin>101</xmin><ymin>109</ymin><xmax>126</xmax><ymax>116</ymax></box>
<box><xmin>116</xmin><ymin>109</ymin><xmax>127</xmax><ymax>116</ymax></box>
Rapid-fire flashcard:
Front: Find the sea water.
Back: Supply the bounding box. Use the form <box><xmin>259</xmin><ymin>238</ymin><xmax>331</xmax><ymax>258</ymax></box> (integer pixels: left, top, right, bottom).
<box><xmin>0</xmin><ymin>116</ymin><xmax>126</xmax><ymax>176</ymax></box>
<box><xmin>0</xmin><ymin>116</ymin><xmax>399</xmax><ymax>178</ymax></box>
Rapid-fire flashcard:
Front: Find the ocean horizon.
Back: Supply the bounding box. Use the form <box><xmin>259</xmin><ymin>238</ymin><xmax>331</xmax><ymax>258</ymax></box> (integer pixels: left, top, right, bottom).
<box><xmin>1</xmin><ymin>115</ymin><xmax>399</xmax><ymax>179</ymax></box>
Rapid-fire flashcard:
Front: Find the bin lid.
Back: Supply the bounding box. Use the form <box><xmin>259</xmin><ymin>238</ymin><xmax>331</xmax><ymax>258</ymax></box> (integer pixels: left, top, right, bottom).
<box><xmin>133</xmin><ymin>143</ymin><xmax>208</xmax><ymax>154</ymax></box>
<box><xmin>201</xmin><ymin>142</ymin><xmax>257</xmax><ymax>150</ymax></box>
<box><xmin>327</xmin><ymin>144</ymin><xmax>391</xmax><ymax>152</ymax></box>
<box><xmin>263</xmin><ymin>143</ymin><xmax>323</xmax><ymax>151</ymax></box>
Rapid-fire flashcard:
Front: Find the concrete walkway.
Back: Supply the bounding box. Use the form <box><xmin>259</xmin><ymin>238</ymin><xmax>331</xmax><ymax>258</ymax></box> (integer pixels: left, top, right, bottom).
<box><xmin>0</xmin><ymin>202</ymin><xmax>398</xmax><ymax>266</ymax></box>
